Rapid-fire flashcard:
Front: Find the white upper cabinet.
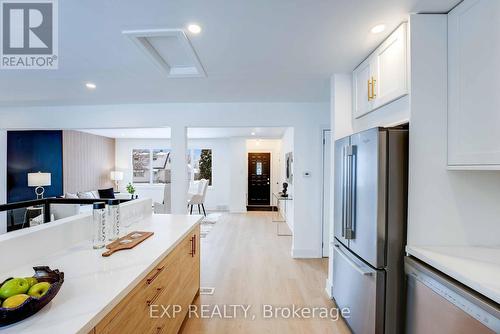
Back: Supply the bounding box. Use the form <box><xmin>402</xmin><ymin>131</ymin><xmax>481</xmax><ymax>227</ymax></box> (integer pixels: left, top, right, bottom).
<box><xmin>352</xmin><ymin>57</ymin><xmax>373</xmax><ymax>119</ymax></box>
<box><xmin>448</xmin><ymin>0</ymin><xmax>500</xmax><ymax>169</ymax></box>
<box><xmin>372</xmin><ymin>23</ymin><xmax>408</xmax><ymax>110</ymax></box>
<box><xmin>352</xmin><ymin>23</ymin><xmax>408</xmax><ymax>119</ymax></box>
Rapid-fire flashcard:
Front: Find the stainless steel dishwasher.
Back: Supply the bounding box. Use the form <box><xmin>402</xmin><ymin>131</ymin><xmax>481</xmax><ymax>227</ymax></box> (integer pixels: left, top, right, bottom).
<box><xmin>405</xmin><ymin>257</ymin><xmax>500</xmax><ymax>334</ymax></box>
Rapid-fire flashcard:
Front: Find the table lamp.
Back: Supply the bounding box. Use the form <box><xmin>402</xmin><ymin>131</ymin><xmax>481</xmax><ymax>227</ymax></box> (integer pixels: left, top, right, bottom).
<box><xmin>110</xmin><ymin>171</ymin><xmax>124</xmax><ymax>192</ymax></box>
<box><xmin>28</xmin><ymin>172</ymin><xmax>51</xmax><ymax>199</ymax></box>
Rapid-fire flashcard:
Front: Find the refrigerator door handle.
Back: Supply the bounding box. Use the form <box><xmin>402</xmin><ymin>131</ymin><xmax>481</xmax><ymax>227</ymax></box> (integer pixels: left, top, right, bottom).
<box><xmin>345</xmin><ymin>145</ymin><xmax>355</xmax><ymax>240</ymax></box>
<box><xmin>349</xmin><ymin>145</ymin><xmax>357</xmax><ymax>238</ymax></box>
<box><xmin>334</xmin><ymin>244</ymin><xmax>373</xmax><ymax>276</ymax></box>
<box><xmin>341</xmin><ymin>146</ymin><xmax>348</xmax><ymax>238</ymax></box>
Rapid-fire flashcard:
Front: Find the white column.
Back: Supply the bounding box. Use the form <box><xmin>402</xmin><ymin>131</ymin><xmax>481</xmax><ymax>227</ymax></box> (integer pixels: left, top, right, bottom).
<box><xmin>170</xmin><ymin>126</ymin><xmax>188</xmax><ymax>214</ymax></box>
<box><xmin>0</xmin><ymin>130</ymin><xmax>7</xmax><ymax>234</ymax></box>
<box><xmin>325</xmin><ymin>74</ymin><xmax>353</xmax><ymax>295</ymax></box>
<box><xmin>229</xmin><ymin>138</ymin><xmax>247</xmax><ymax>213</ymax></box>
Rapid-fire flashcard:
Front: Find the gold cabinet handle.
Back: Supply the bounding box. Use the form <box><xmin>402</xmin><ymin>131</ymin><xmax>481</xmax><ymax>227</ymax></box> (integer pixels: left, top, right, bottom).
<box><xmin>371</xmin><ymin>77</ymin><xmax>377</xmax><ymax>99</ymax></box>
<box><xmin>367</xmin><ymin>79</ymin><xmax>372</xmax><ymax>101</ymax></box>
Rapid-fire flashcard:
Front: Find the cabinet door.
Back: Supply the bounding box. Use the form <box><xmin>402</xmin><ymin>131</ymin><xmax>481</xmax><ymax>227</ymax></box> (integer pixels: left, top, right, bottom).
<box><xmin>352</xmin><ymin>57</ymin><xmax>373</xmax><ymax>119</ymax></box>
<box><xmin>372</xmin><ymin>23</ymin><xmax>408</xmax><ymax>110</ymax></box>
<box><xmin>448</xmin><ymin>0</ymin><xmax>500</xmax><ymax>168</ymax></box>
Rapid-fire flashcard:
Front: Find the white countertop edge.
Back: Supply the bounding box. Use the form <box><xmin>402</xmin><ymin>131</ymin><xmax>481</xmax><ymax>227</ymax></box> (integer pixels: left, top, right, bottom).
<box><xmin>78</xmin><ymin>217</ymin><xmax>202</xmax><ymax>333</ymax></box>
<box><xmin>0</xmin><ymin>212</ymin><xmax>91</xmax><ymax>243</ymax></box>
<box><xmin>0</xmin><ymin>198</ymin><xmax>148</xmax><ymax>243</ymax></box>
<box><xmin>406</xmin><ymin>245</ymin><xmax>500</xmax><ymax>304</ymax></box>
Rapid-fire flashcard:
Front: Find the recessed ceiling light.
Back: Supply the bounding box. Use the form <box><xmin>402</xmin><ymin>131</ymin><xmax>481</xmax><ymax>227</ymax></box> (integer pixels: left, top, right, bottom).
<box><xmin>371</xmin><ymin>24</ymin><xmax>386</xmax><ymax>34</ymax></box>
<box><xmin>251</xmin><ymin>132</ymin><xmax>256</xmax><ymax>136</ymax></box>
<box><xmin>187</xmin><ymin>24</ymin><xmax>202</xmax><ymax>34</ymax></box>
<box><xmin>85</xmin><ymin>82</ymin><xmax>96</xmax><ymax>89</ymax></box>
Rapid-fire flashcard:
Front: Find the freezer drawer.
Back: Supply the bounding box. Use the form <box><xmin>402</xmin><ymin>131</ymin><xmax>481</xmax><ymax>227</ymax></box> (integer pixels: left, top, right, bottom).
<box><xmin>332</xmin><ymin>240</ymin><xmax>385</xmax><ymax>334</ymax></box>
<box><xmin>405</xmin><ymin>257</ymin><xmax>500</xmax><ymax>334</ymax></box>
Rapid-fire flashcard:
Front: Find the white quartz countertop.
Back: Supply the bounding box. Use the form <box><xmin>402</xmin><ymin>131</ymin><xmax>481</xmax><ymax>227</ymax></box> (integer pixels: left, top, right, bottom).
<box><xmin>406</xmin><ymin>245</ymin><xmax>500</xmax><ymax>304</ymax></box>
<box><xmin>0</xmin><ymin>214</ymin><xmax>202</xmax><ymax>334</ymax></box>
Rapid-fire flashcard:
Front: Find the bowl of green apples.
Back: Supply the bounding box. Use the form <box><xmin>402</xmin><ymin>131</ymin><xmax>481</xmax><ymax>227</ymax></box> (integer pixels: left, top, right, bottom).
<box><xmin>0</xmin><ymin>266</ymin><xmax>64</xmax><ymax>327</ymax></box>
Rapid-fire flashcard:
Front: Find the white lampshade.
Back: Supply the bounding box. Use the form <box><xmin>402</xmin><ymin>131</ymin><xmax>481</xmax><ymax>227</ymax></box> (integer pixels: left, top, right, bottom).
<box><xmin>28</xmin><ymin>172</ymin><xmax>51</xmax><ymax>187</ymax></box>
<box><xmin>110</xmin><ymin>171</ymin><xmax>124</xmax><ymax>181</ymax></box>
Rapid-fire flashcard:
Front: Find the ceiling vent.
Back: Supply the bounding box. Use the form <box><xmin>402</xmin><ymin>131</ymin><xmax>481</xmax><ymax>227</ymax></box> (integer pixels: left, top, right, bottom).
<box><xmin>123</xmin><ymin>28</ymin><xmax>206</xmax><ymax>78</ymax></box>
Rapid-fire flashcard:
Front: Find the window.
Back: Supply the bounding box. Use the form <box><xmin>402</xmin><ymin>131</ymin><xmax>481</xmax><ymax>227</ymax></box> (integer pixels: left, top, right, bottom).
<box><xmin>187</xmin><ymin>149</ymin><xmax>212</xmax><ymax>185</ymax></box>
<box><xmin>132</xmin><ymin>149</ymin><xmax>150</xmax><ymax>184</ymax></box>
<box><xmin>256</xmin><ymin>161</ymin><xmax>263</xmax><ymax>175</ymax></box>
<box><xmin>133</xmin><ymin>149</ymin><xmax>171</xmax><ymax>184</ymax></box>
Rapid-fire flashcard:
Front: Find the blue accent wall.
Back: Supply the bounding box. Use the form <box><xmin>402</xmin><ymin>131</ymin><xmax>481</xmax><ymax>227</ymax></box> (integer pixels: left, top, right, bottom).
<box><xmin>7</xmin><ymin>131</ymin><xmax>63</xmax><ymax>202</ymax></box>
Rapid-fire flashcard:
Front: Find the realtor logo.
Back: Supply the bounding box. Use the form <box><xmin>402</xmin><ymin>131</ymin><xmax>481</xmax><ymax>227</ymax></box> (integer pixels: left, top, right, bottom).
<box><xmin>0</xmin><ymin>0</ymin><xmax>58</xmax><ymax>69</ymax></box>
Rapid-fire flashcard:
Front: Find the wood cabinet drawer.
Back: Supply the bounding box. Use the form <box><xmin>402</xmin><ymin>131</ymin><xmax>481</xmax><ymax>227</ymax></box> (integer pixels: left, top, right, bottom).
<box><xmin>148</xmin><ymin>226</ymin><xmax>200</xmax><ymax>334</ymax></box>
<box><xmin>94</xmin><ymin>225</ymin><xmax>200</xmax><ymax>334</ymax></box>
<box><xmin>95</xmin><ymin>259</ymin><xmax>172</xmax><ymax>333</ymax></box>
<box><xmin>150</xmin><ymin>256</ymin><xmax>200</xmax><ymax>334</ymax></box>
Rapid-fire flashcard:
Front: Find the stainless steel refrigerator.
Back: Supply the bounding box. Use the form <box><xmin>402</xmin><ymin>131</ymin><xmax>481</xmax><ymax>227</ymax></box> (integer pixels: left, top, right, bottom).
<box><xmin>332</xmin><ymin>126</ymin><xmax>408</xmax><ymax>334</ymax></box>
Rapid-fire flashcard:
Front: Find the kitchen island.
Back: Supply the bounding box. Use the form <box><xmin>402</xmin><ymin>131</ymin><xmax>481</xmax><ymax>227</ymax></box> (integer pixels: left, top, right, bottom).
<box><xmin>0</xmin><ymin>199</ymin><xmax>202</xmax><ymax>334</ymax></box>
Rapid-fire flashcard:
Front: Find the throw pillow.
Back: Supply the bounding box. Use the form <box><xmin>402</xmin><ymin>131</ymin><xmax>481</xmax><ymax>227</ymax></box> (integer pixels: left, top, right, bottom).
<box><xmin>77</xmin><ymin>191</ymin><xmax>95</xmax><ymax>199</ymax></box>
<box><xmin>98</xmin><ymin>188</ymin><xmax>115</xmax><ymax>199</ymax></box>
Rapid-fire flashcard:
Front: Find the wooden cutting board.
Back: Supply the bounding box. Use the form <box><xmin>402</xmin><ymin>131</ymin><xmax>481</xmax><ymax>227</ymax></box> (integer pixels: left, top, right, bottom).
<box><xmin>102</xmin><ymin>231</ymin><xmax>154</xmax><ymax>257</ymax></box>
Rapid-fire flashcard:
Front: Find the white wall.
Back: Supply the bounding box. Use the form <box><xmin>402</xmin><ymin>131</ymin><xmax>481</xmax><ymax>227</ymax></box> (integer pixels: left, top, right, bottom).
<box><xmin>279</xmin><ymin>129</ymin><xmax>294</xmax><ymax>230</ymax></box>
<box><xmin>408</xmin><ymin>14</ymin><xmax>500</xmax><ymax>247</ymax></box>
<box><xmin>0</xmin><ymin>130</ymin><xmax>6</xmax><ymax>234</ymax></box>
<box><xmin>115</xmin><ymin>137</ymin><xmax>231</xmax><ymax>210</ymax></box>
<box><xmin>331</xmin><ymin>74</ymin><xmax>353</xmax><ymax>140</ymax></box>
<box><xmin>0</xmin><ymin>102</ymin><xmax>329</xmax><ymax>257</ymax></box>
<box><xmin>229</xmin><ymin>138</ymin><xmax>247</xmax><ymax>213</ymax></box>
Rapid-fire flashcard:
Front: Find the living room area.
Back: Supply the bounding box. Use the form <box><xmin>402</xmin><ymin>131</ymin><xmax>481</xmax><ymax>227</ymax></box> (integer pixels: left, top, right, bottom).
<box><xmin>0</xmin><ymin>126</ymin><xmax>296</xmax><ymax>234</ymax></box>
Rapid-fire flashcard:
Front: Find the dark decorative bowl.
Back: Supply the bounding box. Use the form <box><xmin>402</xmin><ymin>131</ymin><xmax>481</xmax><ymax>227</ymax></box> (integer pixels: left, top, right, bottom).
<box><xmin>0</xmin><ymin>266</ymin><xmax>64</xmax><ymax>327</ymax></box>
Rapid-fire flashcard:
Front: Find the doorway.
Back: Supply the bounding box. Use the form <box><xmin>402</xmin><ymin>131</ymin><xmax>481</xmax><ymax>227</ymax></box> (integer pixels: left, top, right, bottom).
<box><xmin>247</xmin><ymin>152</ymin><xmax>271</xmax><ymax>206</ymax></box>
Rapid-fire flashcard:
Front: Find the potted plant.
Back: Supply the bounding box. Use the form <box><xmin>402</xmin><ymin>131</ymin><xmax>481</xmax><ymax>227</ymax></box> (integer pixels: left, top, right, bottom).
<box><xmin>126</xmin><ymin>183</ymin><xmax>136</xmax><ymax>199</ymax></box>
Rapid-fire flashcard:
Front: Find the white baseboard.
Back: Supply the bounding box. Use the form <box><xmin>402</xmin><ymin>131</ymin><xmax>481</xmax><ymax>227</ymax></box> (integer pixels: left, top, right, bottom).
<box><xmin>291</xmin><ymin>248</ymin><xmax>322</xmax><ymax>258</ymax></box>
<box><xmin>325</xmin><ymin>278</ymin><xmax>333</xmax><ymax>299</ymax></box>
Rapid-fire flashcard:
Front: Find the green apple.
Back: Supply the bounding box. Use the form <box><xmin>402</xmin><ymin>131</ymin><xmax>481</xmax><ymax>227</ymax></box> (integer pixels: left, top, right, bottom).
<box><xmin>27</xmin><ymin>282</ymin><xmax>51</xmax><ymax>298</ymax></box>
<box><xmin>0</xmin><ymin>278</ymin><xmax>30</xmax><ymax>299</ymax></box>
<box><xmin>2</xmin><ymin>294</ymin><xmax>30</xmax><ymax>309</ymax></box>
<box><xmin>25</xmin><ymin>277</ymin><xmax>38</xmax><ymax>288</ymax></box>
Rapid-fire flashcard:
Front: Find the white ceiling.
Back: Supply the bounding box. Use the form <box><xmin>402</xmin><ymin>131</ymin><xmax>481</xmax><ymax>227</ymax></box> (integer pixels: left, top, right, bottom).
<box><xmin>0</xmin><ymin>0</ymin><xmax>460</xmax><ymax>106</ymax></box>
<box><xmin>80</xmin><ymin>127</ymin><xmax>287</xmax><ymax>139</ymax></box>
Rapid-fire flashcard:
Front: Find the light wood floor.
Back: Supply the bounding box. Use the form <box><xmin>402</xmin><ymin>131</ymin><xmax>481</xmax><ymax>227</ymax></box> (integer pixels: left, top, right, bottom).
<box><xmin>181</xmin><ymin>212</ymin><xmax>351</xmax><ymax>334</ymax></box>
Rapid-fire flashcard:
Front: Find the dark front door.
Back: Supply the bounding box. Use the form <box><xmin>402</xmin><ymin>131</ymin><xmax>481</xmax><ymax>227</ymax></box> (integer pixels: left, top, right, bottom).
<box><xmin>248</xmin><ymin>153</ymin><xmax>271</xmax><ymax>205</ymax></box>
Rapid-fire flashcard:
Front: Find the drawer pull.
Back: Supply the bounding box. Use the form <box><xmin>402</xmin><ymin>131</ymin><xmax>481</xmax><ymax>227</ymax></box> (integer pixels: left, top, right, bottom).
<box><xmin>147</xmin><ymin>287</ymin><xmax>164</xmax><ymax>306</ymax></box>
<box><xmin>146</xmin><ymin>265</ymin><xmax>165</xmax><ymax>284</ymax></box>
<box><xmin>190</xmin><ymin>234</ymin><xmax>197</xmax><ymax>257</ymax></box>
<box><xmin>190</xmin><ymin>236</ymin><xmax>194</xmax><ymax>257</ymax></box>
<box><xmin>193</xmin><ymin>234</ymin><xmax>196</xmax><ymax>256</ymax></box>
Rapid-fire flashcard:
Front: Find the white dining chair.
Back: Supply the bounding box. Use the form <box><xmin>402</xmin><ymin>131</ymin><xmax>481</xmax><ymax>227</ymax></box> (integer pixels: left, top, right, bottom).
<box><xmin>187</xmin><ymin>179</ymin><xmax>208</xmax><ymax>216</ymax></box>
<box><xmin>153</xmin><ymin>183</ymin><xmax>172</xmax><ymax>214</ymax></box>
